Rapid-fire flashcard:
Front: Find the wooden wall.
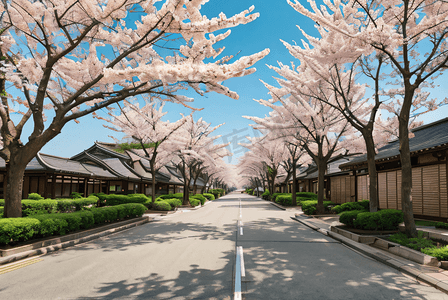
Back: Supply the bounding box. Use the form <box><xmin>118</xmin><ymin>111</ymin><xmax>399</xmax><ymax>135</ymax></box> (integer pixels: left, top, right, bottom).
<box><xmin>378</xmin><ymin>164</ymin><xmax>448</xmax><ymax>218</ymax></box>
<box><xmin>357</xmin><ymin>174</ymin><xmax>370</xmax><ymax>200</ymax></box>
<box><xmin>330</xmin><ymin>175</ymin><xmax>355</xmax><ymax>204</ymax></box>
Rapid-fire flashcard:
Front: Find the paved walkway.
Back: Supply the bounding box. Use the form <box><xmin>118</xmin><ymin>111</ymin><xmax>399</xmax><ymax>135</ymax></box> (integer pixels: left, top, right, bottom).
<box><xmin>288</xmin><ymin>207</ymin><xmax>448</xmax><ymax>295</ymax></box>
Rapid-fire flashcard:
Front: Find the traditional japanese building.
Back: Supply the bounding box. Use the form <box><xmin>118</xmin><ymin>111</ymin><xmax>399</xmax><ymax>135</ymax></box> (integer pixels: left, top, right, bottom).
<box><xmin>0</xmin><ymin>141</ymin><xmax>207</xmax><ymax>199</ymax></box>
<box><xmin>340</xmin><ymin>117</ymin><xmax>448</xmax><ymax>220</ymax></box>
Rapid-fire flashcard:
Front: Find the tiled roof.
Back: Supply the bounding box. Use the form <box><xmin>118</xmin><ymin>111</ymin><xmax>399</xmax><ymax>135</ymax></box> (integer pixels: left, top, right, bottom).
<box><xmin>39</xmin><ymin>153</ymin><xmax>117</xmax><ymax>178</ymax></box>
<box><xmin>341</xmin><ymin>117</ymin><xmax>448</xmax><ymax>169</ymax></box>
<box><xmin>101</xmin><ymin>158</ymin><xmax>142</xmax><ymax>180</ymax></box>
<box><xmin>0</xmin><ymin>157</ymin><xmax>46</xmax><ymax>171</ymax></box>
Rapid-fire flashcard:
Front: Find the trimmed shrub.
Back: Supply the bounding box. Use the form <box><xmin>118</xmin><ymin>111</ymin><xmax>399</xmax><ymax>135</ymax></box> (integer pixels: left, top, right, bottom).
<box><xmin>164</xmin><ymin>198</ymin><xmax>182</xmax><ymax>210</ymax></box>
<box><xmin>0</xmin><ymin>206</ymin><xmax>3</xmax><ymax>216</ymax></box>
<box><xmin>0</xmin><ymin>218</ymin><xmax>41</xmax><ymax>244</ymax></box>
<box><xmin>70</xmin><ymin>192</ymin><xmax>83</xmax><ymax>199</ymax></box>
<box><xmin>22</xmin><ymin>199</ymin><xmax>58</xmax><ymax>216</ymax></box>
<box><xmin>301</xmin><ymin>200</ymin><xmax>335</xmax><ymax>215</ymax></box>
<box><xmin>422</xmin><ymin>247</ymin><xmax>448</xmax><ymax>261</ymax></box>
<box><xmin>261</xmin><ymin>189</ymin><xmax>270</xmax><ymax>200</ymax></box>
<box><xmin>102</xmin><ymin>194</ymin><xmax>149</xmax><ymax>206</ymax></box>
<box><xmin>296</xmin><ymin>192</ymin><xmax>318</xmax><ymax>199</ymax></box>
<box><xmin>339</xmin><ymin>210</ymin><xmax>367</xmax><ymax>227</ymax></box>
<box><xmin>158</xmin><ymin>193</ymin><xmax>183</xmax><ymax>200</ymax></box>
<box><xmin>203</xmin><ymin>193</ymin><xmax>215</xmax><ymax>201</ymax></box>
<box><xmin>154</xmin><ymin>200</ymin><xmax>171</xmax><ymax>211</ymax></box>
<box><xmin>0</xmin><ymin>199</ymin><xmax>3</xmax><ymax>206</ymax></box>
<box><xmin>91</xmin><ymin>192</ymin><xmax>108</xmax><ymax>205</ymax></box>
<box><xmin>276</xmin><ymin>194</ymin><xmax>292</xmax><ymax>206</ymax></box>
<box><xmin>120</xmin><ymin>203</ymin><xmax>147</xmax><ymax>217</ymax></box>
<box><xmin>271</xmin><ymin>193</ymin><xmax>287</xmax><ymax>202</ymax></box>
<box><xmin>436</xmin><ymin>222</ymin><xmax>448</xmax><ymax>229</ymax></box>
<box><xmin>189</xmin><ymin>198</ymin><xmax>200</xmax><ymax>207</ymax></box>
<box><xmin>56</xmin><ymin>197</ymin><xmax>99</xmax><ymax>212</ymax></box>
<box><xmin>209</xmin><ymin>189</ymin><xmax>223</xmax><ymax>199</ymax></box>
<box><xmin>354</xmin><ymin>209</ymin><xmax>404</xmax><ymax>230</ymax></box>
<box><xmin>0</xmin><ymin>204</ymin><xmax>147</xmax><ymax>245</ymax></box>
<box><xmin>191</xmin><ymin>194</ymin><xmax>207</xmax><ymax>205</ymax></box>
<box><xmin>332</xmin><ymin>201</ymin><xmax>370</xmax><ymax>214</ymax></box>
<box><xmin>98</xmin><ymin>206</ymin><xmax>119</xmax><ymax>221</ymax></box>
<box><xmin>34</xmin><ymin>216</ymin><xmax>69</xmax><ymax>237</ymax></box>
<box><xmin>91</xmin><ymin>209</ymin><xmax>107</xmax><ymax>225</ymax></box>
<box><xmin>27</xmin><ymin>193</ymin><xmax>44</xmax><ymax>200</ymax></box>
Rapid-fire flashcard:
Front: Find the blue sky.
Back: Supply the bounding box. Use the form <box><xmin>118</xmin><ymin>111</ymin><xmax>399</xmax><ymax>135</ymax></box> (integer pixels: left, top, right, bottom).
<box><xmin>40</xmin><ymin>0</ymin><xmax>448</xmax><ymax>164</ymax></box>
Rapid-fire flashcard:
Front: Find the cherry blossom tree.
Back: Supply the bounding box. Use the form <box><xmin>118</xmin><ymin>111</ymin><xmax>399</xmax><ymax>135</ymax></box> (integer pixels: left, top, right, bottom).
<box><xmin>237</xmin><ymin>151</ymin><xmax>267</xmax><ymax>196</ymax></box>
<box><xmin>0</xmin><ymin>0</ymin><xmax>269</xmax><ymax>217</ymax></box>
<box><xmin>246</xmin><ymin>62</ymin><xmax>357</xmax><ymax>213</ymax></box>
<box><xmin>171</xmin><ymin>116</ymin><xmax>230</xmax><ymax>205</ymax></box>
<box><xmin>240</xmin><ymin>135</ymin><xmax>288</xmax><ymax>198</ymax></box>
<box><xmin>289</xmin><ymin>0</ymin><xmax>448</xmax><ymax>236</ymax></box>
<box><xmin>98</xmin><ymin>99</ymin><xmax>187</xmax><ymax>205</ymax></box>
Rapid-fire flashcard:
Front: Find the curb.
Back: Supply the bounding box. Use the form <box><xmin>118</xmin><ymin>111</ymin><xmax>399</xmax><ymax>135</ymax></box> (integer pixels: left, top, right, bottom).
<box><xmin>270</xmin><ymin>202</ymin><xmax>286</xmax><ymax>210</ymax></box>
<box><xmin>0</xmin><ymin>216</ymin><xmax>151</xmax><ymax>266</ymax></box>
<box><xmin>291</xmin><ymin>216</ymin><xmax>448</xmax><ymax>295</ymax></box>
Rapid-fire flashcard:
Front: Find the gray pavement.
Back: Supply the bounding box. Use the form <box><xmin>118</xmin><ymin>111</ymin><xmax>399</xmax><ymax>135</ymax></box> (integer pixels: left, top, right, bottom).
<box><xmin>0</xmin><ymin>193</ymin><xmax>447</xmax><ymax>299</ymax></box>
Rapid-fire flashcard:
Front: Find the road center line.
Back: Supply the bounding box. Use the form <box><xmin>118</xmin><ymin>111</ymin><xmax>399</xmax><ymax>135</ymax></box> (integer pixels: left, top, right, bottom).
<box><xmin>238</xmin><ymin>246</ymin><xmax>245</xmax><ymax>277</ymax></box>
<box><xmin>234</xmin><ymin>246</ymin><xmax>242</xmax><ymax>300</ymax></box>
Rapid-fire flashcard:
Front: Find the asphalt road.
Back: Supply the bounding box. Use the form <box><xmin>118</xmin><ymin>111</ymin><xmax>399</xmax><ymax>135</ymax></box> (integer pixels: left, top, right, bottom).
<box><xmin>0</xmin><ymin>193</ymin><xmax>447</xmax><ymax>299</ymax></box>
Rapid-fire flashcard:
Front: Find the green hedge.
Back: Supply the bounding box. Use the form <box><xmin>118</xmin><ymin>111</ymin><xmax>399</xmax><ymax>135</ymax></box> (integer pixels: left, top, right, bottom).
<box><xmin>203</xmin><ymin>193</ymin><xmax>215</xmax><ymax>201</ymax></box>
<box><xmin>158</xmin><ymin>193</ymin><xmax>183</xmax><ymax>200</ymax></box>
<box><xmin>0</xmin><ymin>204</ymin><xmax>147</xmax><ymax>245</ymax></box>
<box><xmin>332</xmin><ymin>200</ymin><xmax>370</xmax><ymax>214</ymax></box>
<box><xmin>340</xmin><ymin>209</ymin><xmax>403</xmax><ymax>230</ymax></box>
<box><xmin>354</xmin><ymin>209</ymin><xmax>403</xmax><ymax>230</ymax></box>
<box><xmin>164</xmin><ymin>198</ymin><xmax>182</xmax><ymax>210</ymax></box>
<box><xmin>22</xmin><ymin>200</ymin><xmax>58</xmax><ymax>216</ymax></box>
<box><xmin>261</xmin><ymin>189</ymin><xmax>270</xmax><ymax>200</ymax></box>
<box><xmin>296</xmin><ymin>192</ymin><xmax>318</xmax><ymax>199</ymax></box>
<box><xmin>0</xmin><ymin>218</ymin><xmax>41</xmax><ymax>244</ymax></box>
<box><xmin>154</xmin><ymin>200</ymin><xmax>171</xmax><ymax>211</ymax></box>
<box><xmin>422</xmin><ymin>247</ymin><xmax>448</xmax><ymax>261</ymax></box>
<box><xmin>55</xmin><ymin>197</ymin><xmax>99</xmax><ymax>213</ymax></box>
<box><xmin>190</xmin><ymin>198</ymin><xmax>200</xmax><ymax>207</ymax></box>
<box><xmin>101</xmin><ymin>193</ymin><xmax>150</xmax><ymax>206</ymax></box>
<box><xmin>27</xmin><ymin>193</ymin><xmax>44</xmax><ymax>200</ymax></box>
<box><xmin>191</xmin><ymin>194</ymin><xmax>207</xmax><ymax>205</ymax></box>
<box><xmin>271</xmin><ymin>193</ymin><xmax>288</xmax><ymax>202</ymax></box>
<box><xmin>301</xmin><ymin>200</ymin><xmax>335</xmax><ymax>215</ymax></box>
<box><xmin>436</xmin><ymin>222</ymin><xmax>448</xmax><ymax>229</ymax></box>
<box><xmin>209</xmin><ymin>189</ymin><xmax>224</xmax><ymax>199</ymax></box>
<box><xmin>339</xmin><ymin>210</ymin><xmax>367</xmax><ymax>227</ymax></box>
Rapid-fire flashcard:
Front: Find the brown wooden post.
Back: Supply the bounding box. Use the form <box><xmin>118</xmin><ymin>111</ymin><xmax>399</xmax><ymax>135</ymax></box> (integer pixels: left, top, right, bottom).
<box><xmin>84</xmin><ymin>178</ymin><xmax>88</xmax><ymax>197</ymax></box>
<box><xmin>51</xmin><ymin>174</ymin><xmax>56</xmax><ymax>199</ymax></box>
<box><xmin>69</xmin><ymin>176</ymin><xmax>73</xmax><ymax>196</ymax></box>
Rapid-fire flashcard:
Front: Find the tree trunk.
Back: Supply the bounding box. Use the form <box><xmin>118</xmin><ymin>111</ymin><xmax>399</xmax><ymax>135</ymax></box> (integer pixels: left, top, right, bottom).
<box><xmin>316</xmin><ymin>159</ymin><xmax>326</xmax><ymax>214</ymax></box>
<box><xmin>4</xmin><ymin>161</ymin><xmax>26</xmax><ymax>217</ymax></box>
<box><xmin>399</xmin><ymin>112</ymin><xmax>418</xmax><ymax>237</ymax></box>
<box><xmin>151</xmin><ymin>169</ymin><xmax>156</xmax><ymax>205</ymax></box>
<box><xmin>292</xmin><ymin>162</ymin><xmax>297</xmax><ymax>206</ymax></box>
<box><xmin>182</xmin><ymin>182</ymin><xmax>190</xmax><ymax>206</ymax></box>
<box><xmin>364</xmin><ymin>133</ymin><xmax>378</xmax><ymax>212</ymax></box>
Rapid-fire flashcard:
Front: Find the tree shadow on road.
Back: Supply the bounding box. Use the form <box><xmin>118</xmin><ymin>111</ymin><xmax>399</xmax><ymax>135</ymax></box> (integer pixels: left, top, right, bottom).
<box><xmin>63</xmin><ymin>199</ymin><xmax>446</xmax><ymax>300</ymax></box>
<box><xmin>238</xmin><ymin>217</ymin><xmax>445</xmax><ymax>300</ymax></box>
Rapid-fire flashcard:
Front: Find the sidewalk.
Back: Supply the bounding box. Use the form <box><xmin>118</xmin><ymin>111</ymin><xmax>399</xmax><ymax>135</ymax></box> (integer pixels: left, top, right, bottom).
<box><xmin>291</xmin><ymin>211</ymin><xmax>448</xmax><ymax>294</ymax></box>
